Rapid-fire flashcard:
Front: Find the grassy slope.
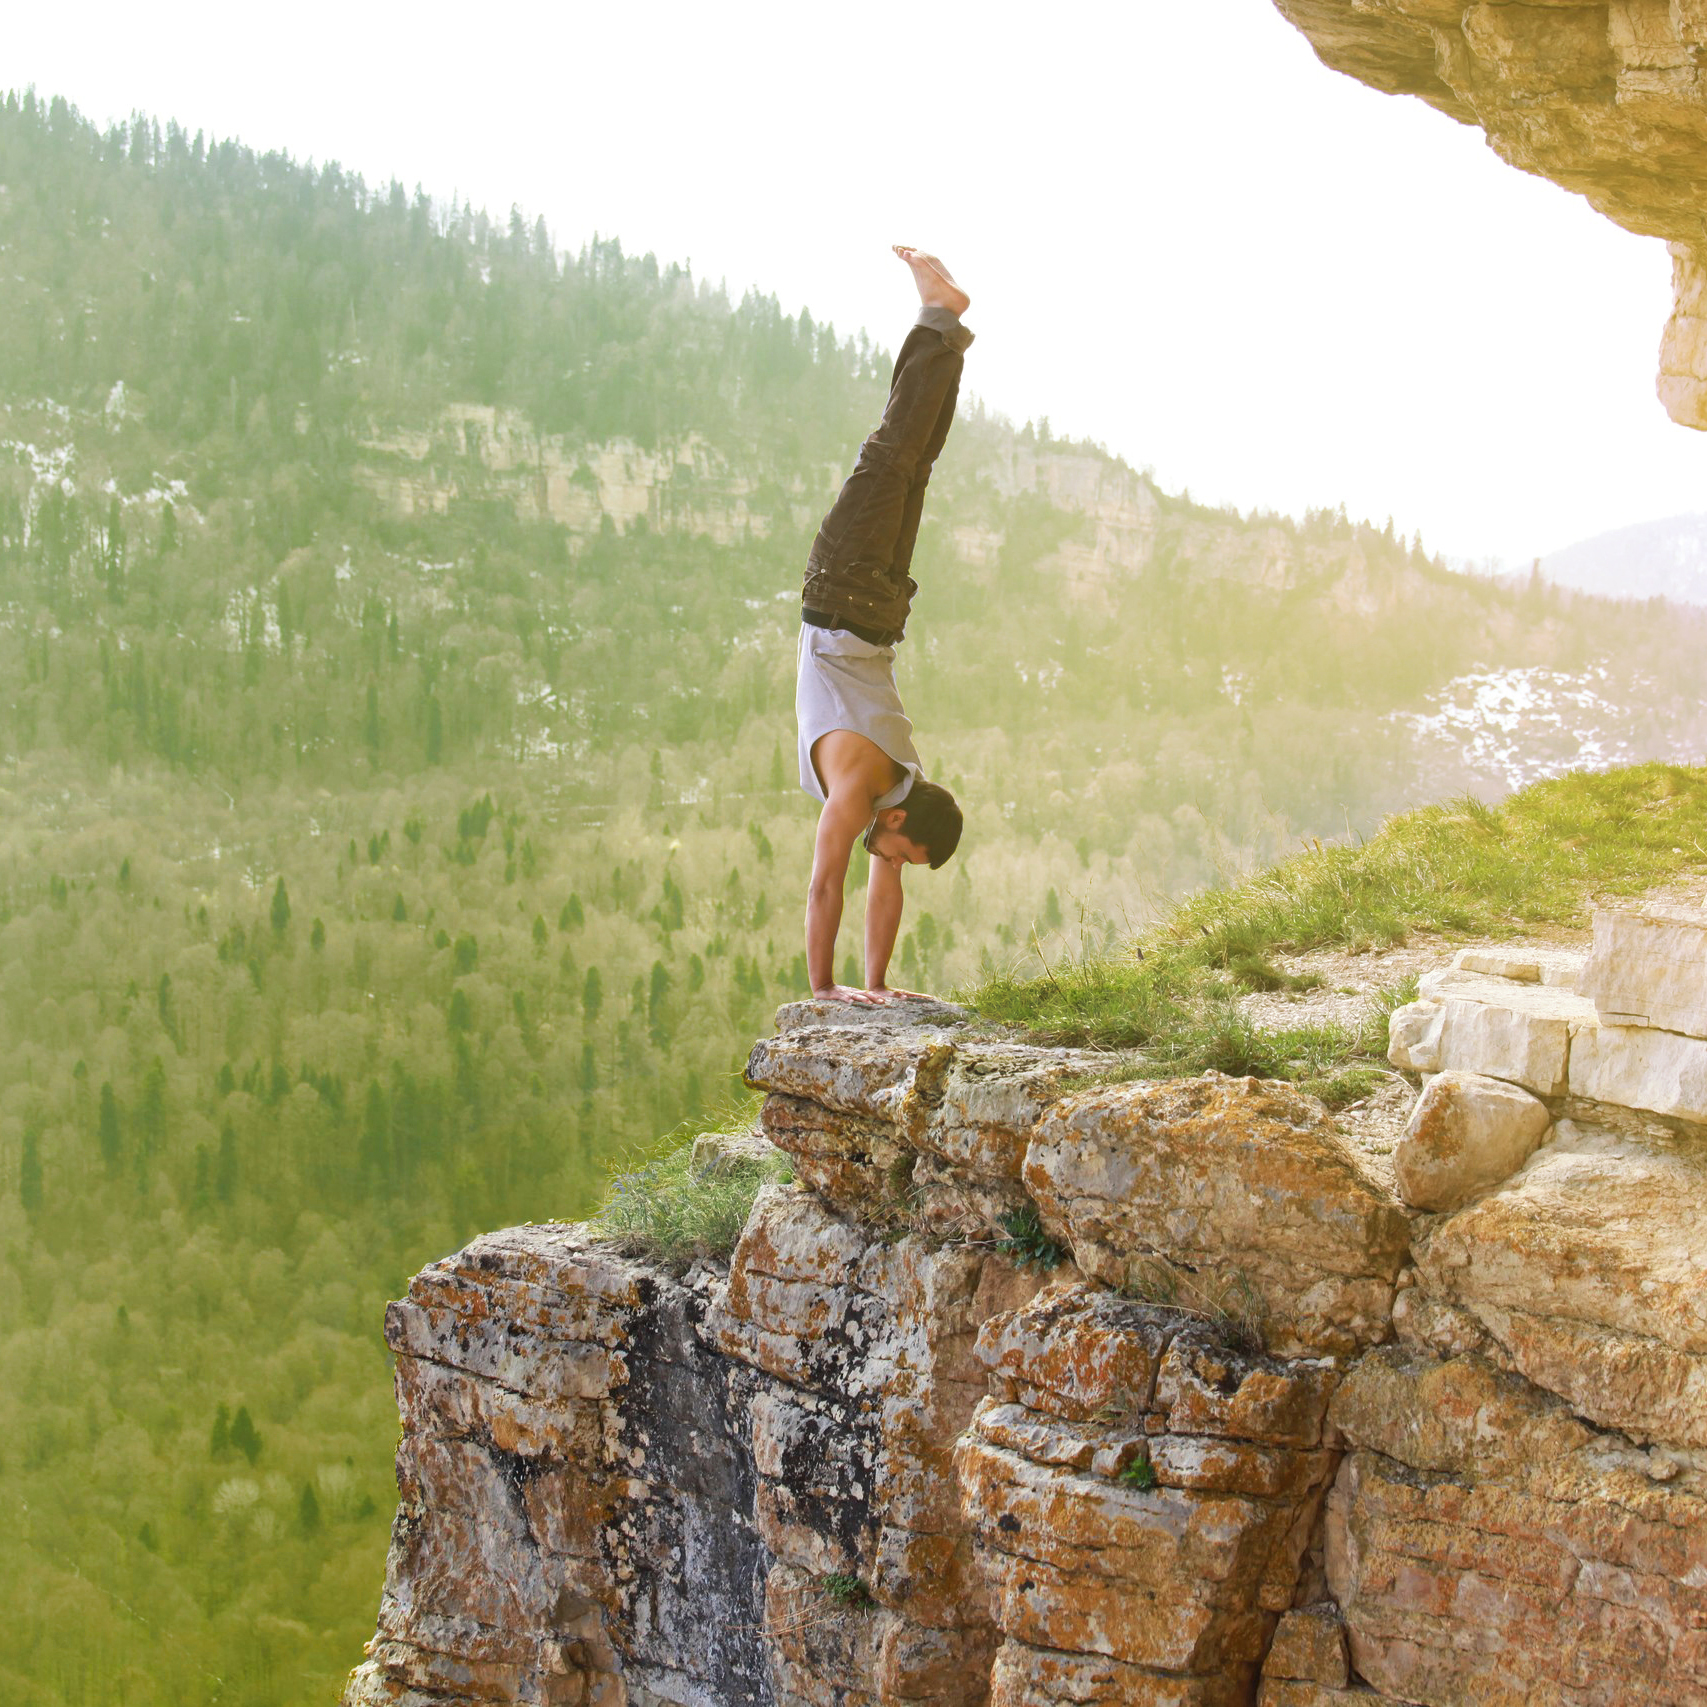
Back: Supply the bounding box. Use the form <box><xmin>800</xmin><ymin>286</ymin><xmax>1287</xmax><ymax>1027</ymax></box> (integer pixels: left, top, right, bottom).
<box><xmin>968</xmin><ymin>762</ymin><xmax>1707</xmax><ymax>1059</ymax></box>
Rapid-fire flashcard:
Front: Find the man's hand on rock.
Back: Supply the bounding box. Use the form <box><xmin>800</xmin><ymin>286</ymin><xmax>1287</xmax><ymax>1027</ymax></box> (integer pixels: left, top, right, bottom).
<box><xmin>813</xmin><ymin>984</ymin><xmax>886</xmax><ymax>1005</ymax></box>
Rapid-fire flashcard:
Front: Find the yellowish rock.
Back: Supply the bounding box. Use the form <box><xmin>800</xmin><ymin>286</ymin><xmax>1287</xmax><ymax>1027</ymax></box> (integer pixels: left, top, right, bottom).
<box><xmin>1273</xmin><ymin>0</ymin><xmax>1707</xmax><ymax>429</ymax></box>
<box><xmin>1415</xmin><ymin>1119</ymin><xmax>1707</xmax><ymax>1446</ymax></box>
<box><xmin>1394</xmin><ymin>1068</ymin><xmax>1552</xmax><ymax>1211</ymax></box>
<box><xmin>1024</xmin><ymin>1075</ymin><xmax>1408</xmax><ymax>1357</ymax></box>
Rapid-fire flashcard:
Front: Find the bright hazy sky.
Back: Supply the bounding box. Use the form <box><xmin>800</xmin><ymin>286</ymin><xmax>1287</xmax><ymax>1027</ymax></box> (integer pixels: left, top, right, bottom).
<box><xmin>13</xmin><ymin>1</ymin><xmax>1706</xmax><ymax>564</ymax></box>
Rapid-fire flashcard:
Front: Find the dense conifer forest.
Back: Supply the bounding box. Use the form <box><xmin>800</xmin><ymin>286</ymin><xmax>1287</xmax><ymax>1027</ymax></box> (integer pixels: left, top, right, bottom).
<box><xmin>2</xmin><ymin>89</ymin><xmax>1704</xmax><ymax>1701</ymax></box>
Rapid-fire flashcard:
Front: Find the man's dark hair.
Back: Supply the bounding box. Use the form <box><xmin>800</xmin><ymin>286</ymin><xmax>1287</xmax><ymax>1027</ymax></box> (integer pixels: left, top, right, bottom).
<box><xmin>898</xmin><ymin>780</ymin><xmax>963</xmax><ymax>870</ymax></box>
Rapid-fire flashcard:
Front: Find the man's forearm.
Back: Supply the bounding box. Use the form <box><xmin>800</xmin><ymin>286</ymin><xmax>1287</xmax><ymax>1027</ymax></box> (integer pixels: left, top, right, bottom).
<box><xmin>864</xmin><ymin>868</ymin><xmax>903</xmax><ymax>988</ymax></box>
<box><xmin>806</xmin><ymin>881</ymin><xmax>845</xmax><ymax>993</ymax></box>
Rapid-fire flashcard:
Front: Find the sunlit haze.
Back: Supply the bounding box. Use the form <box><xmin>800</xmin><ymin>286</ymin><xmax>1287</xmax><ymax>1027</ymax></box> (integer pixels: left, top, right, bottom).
<box><xmin>13</xmin><ymin>0</ymin><xmax>1705</xmax><ymax>564</ymax></box>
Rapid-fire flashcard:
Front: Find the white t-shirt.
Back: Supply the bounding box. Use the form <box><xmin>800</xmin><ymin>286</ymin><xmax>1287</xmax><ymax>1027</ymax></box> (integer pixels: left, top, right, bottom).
<box><xmin>795</xmin><ymin>624</ymin><xmax>921</xmax><ymax>808</ymax></box>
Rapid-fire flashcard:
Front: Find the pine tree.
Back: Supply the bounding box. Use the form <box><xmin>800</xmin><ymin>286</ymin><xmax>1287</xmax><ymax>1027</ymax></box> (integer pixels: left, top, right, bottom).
<box><xmin>271</xmin><ymin>876</ymin><xmax>291</xmax><ymax>934</ymax></box>
<box><xmin>648</xmin><ymin>960</ymin><xmax>672</xmax><ymax>1048</ymax></box>
<box><xmin>215</xmin><ymin>1121</ymin><xmax>238</xmax><ymax>1204</ymax></box>
<box><xmin>299</xmin><ymin>1482</ymin><xmax>322</xmax><ymax>1534</ymax></box>
<box><xmin>230</xmin><ymin>1406</ymin><xmax>262</xmax><ymax>1465</ymax></box>
<box><xmin>359</xmin><ymin>1081</ymin><xmax>390</xmax><ymax>1181</ymax></box>
<box><xmin>209</xmin><ymin>1402</ymin><xmax>231</xmax><ymax>1457</ymax></box>
<box><xmin>190</xmin><ymin>1145</ymin><xmax>211</xmax><ymax>1215</ymax></box>
<box><xmin>98</xmin><ymin>1082</ymin><xmax>122</xmax><ymax>1173</ymax></box>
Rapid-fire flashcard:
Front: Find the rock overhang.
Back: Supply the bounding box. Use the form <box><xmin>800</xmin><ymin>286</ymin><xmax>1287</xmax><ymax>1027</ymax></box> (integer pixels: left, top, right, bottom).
<box><xmin>1275</xmin><ymin>0</ymin><xmax>1707</xmax><ymax>429</ymax></box>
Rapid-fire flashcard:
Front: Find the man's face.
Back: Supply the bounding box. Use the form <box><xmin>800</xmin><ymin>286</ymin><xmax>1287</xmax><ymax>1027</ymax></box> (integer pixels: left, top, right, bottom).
<box><xmin>865</xmin><ymin>821</ymin><xmax>932</xmax><ymax>871</ymax></box>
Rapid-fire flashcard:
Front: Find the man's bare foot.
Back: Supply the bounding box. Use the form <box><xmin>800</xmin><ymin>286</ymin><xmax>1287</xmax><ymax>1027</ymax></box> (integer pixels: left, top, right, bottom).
<box><xmin>814</xmin><ymin>984</ymin><xmax>884</xmax><ymax>1005</ymax></box>
<box><xmin>893</xmin><ymin>245</ymin><xmax>970</xmax><ymax>317</ymax></box>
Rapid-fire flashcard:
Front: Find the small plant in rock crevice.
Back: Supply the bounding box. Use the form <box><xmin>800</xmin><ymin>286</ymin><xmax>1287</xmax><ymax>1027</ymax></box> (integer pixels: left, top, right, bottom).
<box><xmin>820</xmin><ymin>1572</ymin><xmax>874</xmax><ymax>1609</ymax></box>
<box><xmin>1117</xmin><ymin>1456</ymin><xmax>1158</xmax><ymax>1490</ymax></box>
<box><xmin>996</xmin><ymin>1204</ymin><xmax>1069</xmax><ymax>1270</ymax></box>
<box><xmin>1120</xmin><ymin>1255</ymin><xmax>1267</xmax><ymax>1355</ymax></box>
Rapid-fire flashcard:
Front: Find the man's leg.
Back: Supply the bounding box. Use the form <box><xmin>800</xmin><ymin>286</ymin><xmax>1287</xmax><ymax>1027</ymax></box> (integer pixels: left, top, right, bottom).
<box><xmin>887</xmin><ymin>353</ymin><xmax>962</xmax><ymax>589</ymax></box>
<box><xmin>801</xmin><ymin>250</ymin><xmax>972</xmax><ymax>638</ymax></box>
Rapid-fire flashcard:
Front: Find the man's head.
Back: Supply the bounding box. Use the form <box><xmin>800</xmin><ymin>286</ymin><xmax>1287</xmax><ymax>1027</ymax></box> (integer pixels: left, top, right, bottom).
<box><xmin>864</xmin><ymin>779</ymin><xmax>963</xmax><ymax>871</ymax></box>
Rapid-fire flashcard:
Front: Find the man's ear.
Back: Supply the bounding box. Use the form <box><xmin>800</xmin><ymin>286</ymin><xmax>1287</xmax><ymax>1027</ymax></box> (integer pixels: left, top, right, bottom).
<box><xmin>878</xmin><ymin>807</ymin><xmax>907</xmax><ymax>831</ymax></box>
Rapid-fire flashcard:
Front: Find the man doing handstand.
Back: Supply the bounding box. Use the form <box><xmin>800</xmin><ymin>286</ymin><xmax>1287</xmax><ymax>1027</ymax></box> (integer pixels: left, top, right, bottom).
<box><xmin>796</xmin><ymin>246</ymin><xmax>970</xmax><ymax>1005</ymax></box>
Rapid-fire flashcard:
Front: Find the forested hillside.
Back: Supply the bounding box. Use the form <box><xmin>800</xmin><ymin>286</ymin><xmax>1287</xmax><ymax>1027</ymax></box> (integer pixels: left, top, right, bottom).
<box><xmin>3</xmin><ymin>88</ymin><xmax>1705</xmax><ymax>1704</ymax></box>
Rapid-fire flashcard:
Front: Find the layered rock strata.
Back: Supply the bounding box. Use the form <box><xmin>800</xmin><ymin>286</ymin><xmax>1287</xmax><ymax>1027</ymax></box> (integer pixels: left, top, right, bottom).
<box><xmin>1274</xmin><ymin>0</ymin><xmax>1707</xmax><ymax>428</ymax></box>
<box><xmin>348</xmin><ymin>948</ymin><xmax>1707</xmax><ymax>1705</ymax></box>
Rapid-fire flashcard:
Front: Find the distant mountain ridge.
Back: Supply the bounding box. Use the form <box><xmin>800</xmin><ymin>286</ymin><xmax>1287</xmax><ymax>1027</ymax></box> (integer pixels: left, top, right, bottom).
<box><xmin>1540</xmin><ymin>512</ymin><xmax>1707</xmax><ymax>605</ymax></box>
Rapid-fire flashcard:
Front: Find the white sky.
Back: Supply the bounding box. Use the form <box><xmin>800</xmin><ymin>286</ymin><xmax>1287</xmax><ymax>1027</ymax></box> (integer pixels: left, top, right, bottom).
<box><xmin>13</xmin><ymin>0</ymin><xmax>1706</xmax><ymax>564</ymax></box>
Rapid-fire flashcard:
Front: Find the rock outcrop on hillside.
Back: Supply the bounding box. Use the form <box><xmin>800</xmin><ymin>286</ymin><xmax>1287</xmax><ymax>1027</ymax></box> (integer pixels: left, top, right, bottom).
<box><xmin>345</xmin><ymin>923</ymin><xmax>1707</xmax><ymax>1706</ymax></box>
<box><xmin>1274</xmin><ymin>0</ymin><xmax>1707</xmax><ymax>429</ymax></box>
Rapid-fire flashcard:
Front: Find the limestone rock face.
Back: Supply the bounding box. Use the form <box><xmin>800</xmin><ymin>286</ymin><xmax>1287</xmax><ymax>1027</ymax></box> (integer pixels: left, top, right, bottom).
<box><xmin>1413</xmin><ymin>1117</ymin><xmax>1707</xmax><ymax>1447</ymax></box>
<box><xmin>1024</xmin><ymin>1075</ymin><xmax>1409</xmax><ymax>1357</ymax></box>
<box><xmin>959</xmin><ymin>1285</ymin><xmax>1340</xmax><ymax>1702</ymax></box>
<box><xmin>1393</xmin><ymin>1068</ymin><xmax>1551</xmax><ymax>1210</ymax></box>
<box><xmin>1581</xmin><ymin>906</ymin><xmax>1707</xmax><ymax>1035</ymax></box>
<box><xmin>747</xmin><ymin>1017</ymin><xmax>1110</xmax><ymax>1235</ymax></box>
<box><xmin>1274</xmin><ymin>0</ymin><xmax>1707</xmax><ymax>428</ymax></box>
<box><xmin>1567</xmin><ymin>1014</ymin><xmax>1707</xmax><ymax>1123</ymax></box>
<box><xmin>349</xmin><ymin>975</ymin><xmax>1707</xmax><ymax>1706</ymax></box>
<box><xmin>1452</xmin><ymin>945</ymin><xmax>1584</xmax><ymax>988</ymax></box>
<box><xmin>1325</xmin><ymin>1349</ymin><xmax>1707</xmax><ymax>1707</ymax></box>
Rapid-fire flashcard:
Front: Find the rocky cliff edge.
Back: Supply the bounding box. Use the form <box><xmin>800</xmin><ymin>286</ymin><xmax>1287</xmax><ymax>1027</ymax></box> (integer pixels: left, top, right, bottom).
<box><xmin>344</xmin><ymin>921</ymin><xmax>1707</xmax><ymax>1706</ymax></box>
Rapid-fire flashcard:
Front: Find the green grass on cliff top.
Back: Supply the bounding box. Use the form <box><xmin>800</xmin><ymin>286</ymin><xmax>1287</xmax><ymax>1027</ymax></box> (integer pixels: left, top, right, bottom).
<box><xmin>591</xmin><ymin>1095</ymin><xmax>789</xmax><ymax>1270</ymax></box>
<box><xmin>969</xmin><ymin>763</ymin><xmax>1707</xmax><ymax>1050</ymax></box>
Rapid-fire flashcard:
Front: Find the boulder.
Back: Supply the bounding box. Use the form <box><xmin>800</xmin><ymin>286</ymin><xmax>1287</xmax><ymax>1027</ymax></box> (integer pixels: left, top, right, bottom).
<box><xmin>1024</xmin><ymin>1074</ymin><xmax>1409</xmax><ymax>1357</ymax></box>
<box><xmin>1393</xmin><ymin>1069</ymin><xmax>1551</xmax><ymax>1211</ymax></box>
<box><xmin>1580</xmin><ymin>906</ymin><xmax>1707</xmax><ymax>1036</ymax></box>
<box><xmin>689</xmin><ymin>1126</ymin><xmax>783</xmax><ymax>1179</ymax></box>
<box><xmin>1414</xmin><ymin>1119</ymin><xmax>1707</xmax><ymax>1446</ymax></box>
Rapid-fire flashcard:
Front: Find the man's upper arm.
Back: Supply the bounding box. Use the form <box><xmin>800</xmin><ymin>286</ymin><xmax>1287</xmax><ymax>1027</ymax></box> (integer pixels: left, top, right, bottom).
<box><xmin>810</xmin><ymin>788</ymin><xmax>869</xmax><ymax>892</ymax></box>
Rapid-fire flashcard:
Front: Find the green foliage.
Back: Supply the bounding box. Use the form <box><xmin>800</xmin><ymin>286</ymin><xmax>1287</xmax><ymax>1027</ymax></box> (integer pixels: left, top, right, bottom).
<box><xmin>590</xmin><ymin>1102</ymin><xmax>789</xmax><ymax>1272</ymax></box>
<box><xmin>1116</xmin><ymin>1456</ymin><xmax>1157</xmax><ymax>1489</ymax></box>
<box><xmin>820</xmin><ymin>1572</ymin><xmax>875</xmax><ymax>1609</ymax></box>
<box><xmin>996</xmin><ymin>1204</ymin><xmax>1069</xmax><ymax>1270</ymax></box>
<box><xmin>972</xmin><ymin>766</ymin><xmax>1707</xmax><ymax>1048</ymax></box>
